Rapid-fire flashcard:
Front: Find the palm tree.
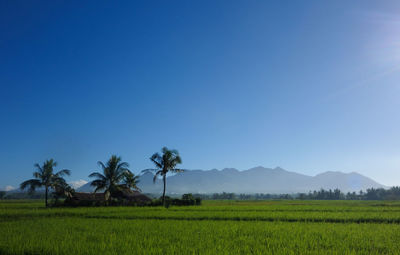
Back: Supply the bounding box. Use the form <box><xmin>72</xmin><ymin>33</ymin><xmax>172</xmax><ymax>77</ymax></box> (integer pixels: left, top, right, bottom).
<box><xmin>88</xmin><ymin>155</ymin><xmax>130</xmax><ymax>201</ymax></box>
<box><xmin>148</xmin><ymin>147</ymin><xmax>183</xmax><ymax>206</ymax></box>
<box><xmin>20</xmin><ymin>159</ymin><xmax>71</xmax><ymax>207</ymax></box>
<box><xmin>123</xmin><ymin>170</ymin><xmax>141</xmax><ymax>192</ymax></box>
<box><xmin>53</xmin><ymin>179</ymin><xmax>75</xmax><ymax>203</ymax></box>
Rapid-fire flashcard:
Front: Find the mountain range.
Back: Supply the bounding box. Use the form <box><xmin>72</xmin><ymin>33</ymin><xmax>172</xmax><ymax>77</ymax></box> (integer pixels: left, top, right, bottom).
<box><xmin>77</xmin><ymin>166</ymin><xmax>386</xmax><ymax>194</ymax></box>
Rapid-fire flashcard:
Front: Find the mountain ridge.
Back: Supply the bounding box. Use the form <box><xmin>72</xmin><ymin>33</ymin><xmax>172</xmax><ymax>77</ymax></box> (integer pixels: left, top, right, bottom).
<box><xmin>77</xmin><ymin>166</ymin><xmax>386</xmax><ymax>194</ymax></box>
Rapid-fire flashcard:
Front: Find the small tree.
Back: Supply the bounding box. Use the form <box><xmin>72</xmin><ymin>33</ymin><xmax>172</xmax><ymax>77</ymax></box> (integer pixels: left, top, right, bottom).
<box><xmin>123</xmin><ymin>170</ymin><xmax>141</xmax><ymax>192</ymax></box>
<box><xmin>20</xmin><ymin>159</ymin><xmax>71</xmax><ymax>207</ymax></box>
<box><xmin>0</xmin><ymin>191</ymin><xmax>6</xmax><ymax>199</ymax></box>
<box><xmin>53</xmin><ymin>179</ymin><xmax>75</xmax><ymax>204</ymax></box>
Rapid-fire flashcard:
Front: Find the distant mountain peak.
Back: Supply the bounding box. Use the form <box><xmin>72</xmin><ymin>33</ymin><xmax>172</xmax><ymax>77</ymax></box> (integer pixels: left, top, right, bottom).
<box><xmin>221</xmin><ymin>168</ymin><xmax>239</xmax><ymax>173</ymax></box>
<box><xmin>315</xmin><ymin>171</ymin><xmax>342</xmax><ymax>176</ymax></box>
<box><xmin>69</xmin><ymin>179</ymin><xmax>88</xmax><ymax>189</ymax></box>
<box><xmin>315</xmin><ymin>171</ymin><xmax>363</xmax><ymax>177</ymax></box>
<box><xmin>247</xmin><ymin>166</ymin><xmax>269</xmax><ymax>171</ymax></box>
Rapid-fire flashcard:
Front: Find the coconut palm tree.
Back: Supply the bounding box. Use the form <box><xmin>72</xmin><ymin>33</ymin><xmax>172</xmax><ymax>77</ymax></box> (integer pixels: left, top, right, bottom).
<box><xmin>53</xmin><ymin>179</ymin><xmax>75</xmax><ymax>203</ymax></box>
<box><xmin>148</xmin><ymin>147</ymin><xmax>183</xmax><ymax>206</ymax></box>
<box><xmin>88</xmin><ymin>155</ymin><xmax>130</xmax><ymax>201</ymax></box>
<box><xmin>123</xmin><ymin>170</ymin><xmax>141</xmax><ymax>192</ymax></box>
<box><xmin>20</xmin><ymin>159</ymin><xmax>71</xmax><ymax>207</ymax></box>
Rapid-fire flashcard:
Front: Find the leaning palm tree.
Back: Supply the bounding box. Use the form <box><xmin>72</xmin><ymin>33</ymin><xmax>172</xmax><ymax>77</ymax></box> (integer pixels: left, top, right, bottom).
<box><xmin>123</xmin><ymin>170</ymin><xmax>141</xmax><ymax>192</ymax></box>
<box><xmin>20</xmin><ymin>159</ymin><xmax>71</xmax><ymax>207</ymax></box>
<box><xmin>148</xmin><ymin>147</ymin><xmax>183</xmax><ymax>206</ymax></box>
<box><xmin>88</xmin><ymin>155</ymin><xmax>130</xmax><ymax>201</ymax></box>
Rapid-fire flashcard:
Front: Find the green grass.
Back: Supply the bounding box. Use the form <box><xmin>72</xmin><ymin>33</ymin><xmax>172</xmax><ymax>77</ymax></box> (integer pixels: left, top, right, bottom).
<box><xmin>1</xmin><ymin>200</ymin><xmax>400</xmax><ymax>254</ymax></box>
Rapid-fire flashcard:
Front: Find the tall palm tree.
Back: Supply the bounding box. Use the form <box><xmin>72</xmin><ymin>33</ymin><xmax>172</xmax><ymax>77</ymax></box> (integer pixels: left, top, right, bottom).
<box><xmin>123</xmin><ymin>170</ymin><xmax>141</xmax><ymax>192</ymax></box>
<box><xmin>88</xmin><ymin>155</ymin><xmax>130</xmax><ymax>201</ymax></box>
<box><xmin>20</xmin><ymin>159</ymin><xmax>71</xmax><ymax>207</ymax></box>
<box><xmin>148</xmin><ymin>147</ymin><xmax>183</xmax><ymax>206</ymax></box>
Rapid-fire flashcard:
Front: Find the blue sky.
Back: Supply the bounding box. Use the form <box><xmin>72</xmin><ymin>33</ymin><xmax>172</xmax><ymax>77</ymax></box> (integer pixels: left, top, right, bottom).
<box><xmin>1</xmin><ymin>0</ymin><xmax>400</xmax><ymax>189</ymax></box>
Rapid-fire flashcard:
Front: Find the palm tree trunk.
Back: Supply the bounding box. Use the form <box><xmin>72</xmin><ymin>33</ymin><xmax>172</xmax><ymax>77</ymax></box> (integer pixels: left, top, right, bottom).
<box><xmin>45</xmin><ymin>186</ymin><xmax>48</xmax><ymax>207</ymax></box>
<box><xmin>162</xmin><ymin>175</ymin><xmax>166</xmax><ymax>206</ymax></box>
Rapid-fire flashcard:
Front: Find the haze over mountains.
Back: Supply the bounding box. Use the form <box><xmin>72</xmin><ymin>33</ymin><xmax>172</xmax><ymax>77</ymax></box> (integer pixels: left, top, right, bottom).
<box><xmin>78</xmin><ymin>167</ymin><xmax>386</xmax><ymax>194</ymax></box>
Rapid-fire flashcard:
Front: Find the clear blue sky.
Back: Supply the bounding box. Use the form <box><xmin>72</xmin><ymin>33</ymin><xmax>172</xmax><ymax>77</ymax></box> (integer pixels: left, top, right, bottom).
<box><xmin>1</xmin><ymin>0</ymin><xmax>400</xmax><ymax>189</ymax></box>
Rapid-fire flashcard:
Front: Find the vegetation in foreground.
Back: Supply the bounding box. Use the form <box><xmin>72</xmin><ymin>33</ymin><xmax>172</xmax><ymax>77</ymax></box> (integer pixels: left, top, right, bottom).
<box><xmin>1</xmin><ymin>200</ymin><xmax>400</xmax><ymax>254</ymax></box>
<box><xmin>17</xmin><ymin>146</ymin><xmax>183</xmax><ymax>207</ymax></box>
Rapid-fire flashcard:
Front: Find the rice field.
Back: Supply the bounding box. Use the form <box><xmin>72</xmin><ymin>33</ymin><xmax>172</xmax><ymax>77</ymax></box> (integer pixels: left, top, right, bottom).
<box><xmin>1</xmin><ymin>200</ymin><xmax>400</xmax><ymax>254</ymax></box>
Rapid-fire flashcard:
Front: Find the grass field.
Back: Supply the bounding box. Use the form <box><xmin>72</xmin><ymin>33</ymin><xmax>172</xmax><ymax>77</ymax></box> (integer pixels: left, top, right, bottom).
<box><xmin>1</xmin><ymin>200</ymin><xmax>400</xmax><ymax>254</ymax></box>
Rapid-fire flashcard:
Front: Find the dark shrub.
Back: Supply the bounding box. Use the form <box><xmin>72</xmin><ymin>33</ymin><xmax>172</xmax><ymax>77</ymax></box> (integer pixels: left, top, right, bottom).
<box><xmin>182</xmin><ymin>193</ymin><xmax>194</xmax><ymax>200</ymax></box>
<box><xmin>149</xmin><ymin>195</ymin><xmax>201</xmax><ymax>207</ymax></box>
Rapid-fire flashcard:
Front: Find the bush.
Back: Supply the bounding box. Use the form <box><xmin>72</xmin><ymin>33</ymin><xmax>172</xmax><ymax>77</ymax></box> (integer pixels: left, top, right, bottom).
<box><xmin>172</xmin><ymin>194</ymin><xmax>202</xmax><ymax>206</ymax></box>
<box><xmin>0</xmin><ymin>191</ymin><xmax>6</xmax><ymax>199</ymax></box>
<box><xmin>182</xmin><ymin>193</ymin><xmax>194</xmax><ymax>200</ymax></box>
<box><xmin>149</xmin><ymin>194</ymin><xmax>202</xmax><ymax>207</ymax></box>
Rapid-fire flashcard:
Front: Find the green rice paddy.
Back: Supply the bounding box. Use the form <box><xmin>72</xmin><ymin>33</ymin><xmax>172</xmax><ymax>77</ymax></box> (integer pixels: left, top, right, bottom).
<box><xmin>1</xmin><ymin>200</ymin><xmax>400</xmax><ymax>254</ymax></box>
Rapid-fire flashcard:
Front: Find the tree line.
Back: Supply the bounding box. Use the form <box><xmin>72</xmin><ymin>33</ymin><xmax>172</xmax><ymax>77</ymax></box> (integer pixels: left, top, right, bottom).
<box><xmin>16</xmin><ymin>147</ymin><xmax>182</xmax><ymax>207</ymax></box>
<box><xmin>192</xmin><ymin>187</ymin><xmax>400</xmax><ymax>200</ymax></box>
